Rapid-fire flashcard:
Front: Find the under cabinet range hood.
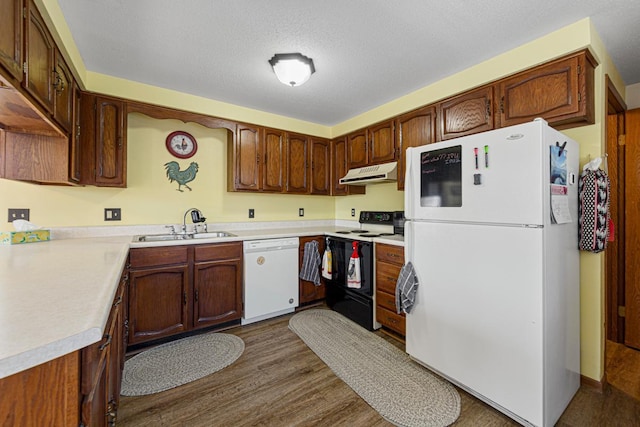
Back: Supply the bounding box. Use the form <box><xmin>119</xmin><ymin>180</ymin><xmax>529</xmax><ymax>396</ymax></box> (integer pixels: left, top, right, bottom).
<box><xmin>339</xmin><ymin>161</ymin><xmax>398</xmax><ymax>185</ymax></box>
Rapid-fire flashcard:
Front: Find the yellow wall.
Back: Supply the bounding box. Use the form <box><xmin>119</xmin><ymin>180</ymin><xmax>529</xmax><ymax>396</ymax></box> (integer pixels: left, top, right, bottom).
<box><xmin>2</xmin><ymin>6</ymin><xmax>624</xmax><ymax>383</ymax></box>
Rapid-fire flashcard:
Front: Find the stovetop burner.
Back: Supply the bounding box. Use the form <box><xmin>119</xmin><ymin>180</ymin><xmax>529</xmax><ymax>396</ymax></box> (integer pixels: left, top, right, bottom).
<box><xmin>352</xmin><ymin>229</ymin><xmax>368</xmax><ymax>233</ymax></box>
<box><xmin>335</xmin><ymin>231</ymin><xmax>351</xmax><ymax>234</ymax></box>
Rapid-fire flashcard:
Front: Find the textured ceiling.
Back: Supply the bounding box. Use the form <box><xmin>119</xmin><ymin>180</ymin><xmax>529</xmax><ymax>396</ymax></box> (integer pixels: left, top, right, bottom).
<box><xmin>57</xmin><ymin>0</ymin><xmax>640</xmax><ymax>126</ymax></box>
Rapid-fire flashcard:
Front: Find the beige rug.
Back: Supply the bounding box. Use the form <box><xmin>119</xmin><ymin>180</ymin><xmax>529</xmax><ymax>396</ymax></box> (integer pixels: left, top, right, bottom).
<box><xmin>289</xmin><ymin>309</ymin><xmax>460</xmax><ymax>427</ymax></box>
<box><xmin>120</xmin><ymin>332</ymin><xmax>244</xmax><ymax>396</ymax></box>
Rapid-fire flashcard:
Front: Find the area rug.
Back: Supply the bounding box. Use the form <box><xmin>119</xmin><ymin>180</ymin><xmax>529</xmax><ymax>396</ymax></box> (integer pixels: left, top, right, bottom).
<box><xmin>120</xmin><ymin>332</ymin><xmax>244</xmax><ymax>396</ymax></box>
<box><xmin>289</xmin><ymin>309</ymin><xmax>460</xmax><ymax>427</ymax></box>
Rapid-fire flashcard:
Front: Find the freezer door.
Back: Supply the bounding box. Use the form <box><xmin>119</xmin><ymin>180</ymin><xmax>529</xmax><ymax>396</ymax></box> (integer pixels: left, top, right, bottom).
<box><xmin>406</xmin><ymin>220</ymin><xmax>544</xmax><ymax>425</ymax></box>
<box><xmin>404</xmin><ymin>120</ymin><xmax>577</xmax><ymax>226</ymax></box>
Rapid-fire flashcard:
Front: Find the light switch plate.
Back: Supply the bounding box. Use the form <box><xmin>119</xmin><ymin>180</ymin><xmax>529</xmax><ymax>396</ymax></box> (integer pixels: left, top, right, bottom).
<box><xmin>104</xmin><ymin>208</ymin><xmax>121</xmax><ymax>221</ymax></box>
<box><xmin>8</xmin><ymin>208</ymin><xmax>30</xmax><ymax>222</ymax></box>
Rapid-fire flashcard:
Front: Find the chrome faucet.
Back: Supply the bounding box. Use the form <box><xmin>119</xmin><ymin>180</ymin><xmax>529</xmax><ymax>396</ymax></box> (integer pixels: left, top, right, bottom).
<box><xmin>182</xmin><ymin>208</ymin><xmax>207</xmax><ymax>234</ymax></box>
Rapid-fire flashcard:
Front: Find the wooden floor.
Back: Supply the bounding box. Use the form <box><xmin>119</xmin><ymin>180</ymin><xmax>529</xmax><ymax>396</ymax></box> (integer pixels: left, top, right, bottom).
<box><xmin>118</xmin><ymin>310</ymin><xmax>640</xmax><ymax>426</ymax></box>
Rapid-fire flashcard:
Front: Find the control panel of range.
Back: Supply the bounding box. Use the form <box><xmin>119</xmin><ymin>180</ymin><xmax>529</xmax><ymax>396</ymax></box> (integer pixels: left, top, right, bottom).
<box><xmin>359</xmin><ymin>211</ymin><xmax>394</xmax><ymax>225</ymax></box>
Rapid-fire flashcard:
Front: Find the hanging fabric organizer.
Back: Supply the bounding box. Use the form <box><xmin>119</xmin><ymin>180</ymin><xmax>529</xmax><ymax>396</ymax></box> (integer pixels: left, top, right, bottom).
<box><xmin>578</xmin><ymin>156</ymin><xmax>611</xmax><ymax>253</ymax></box>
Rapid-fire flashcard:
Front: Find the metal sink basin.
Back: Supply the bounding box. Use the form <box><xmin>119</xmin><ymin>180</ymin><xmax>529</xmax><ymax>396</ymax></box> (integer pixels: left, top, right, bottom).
<box><xmin>134</xmin><ymin>231</ymin><xmax>235</xmax><ymax>242</ymax></box>
<box><xmin>190</xmin><ymin>231</ymin><xmax>236</xmax><ymax>239</ymax></box>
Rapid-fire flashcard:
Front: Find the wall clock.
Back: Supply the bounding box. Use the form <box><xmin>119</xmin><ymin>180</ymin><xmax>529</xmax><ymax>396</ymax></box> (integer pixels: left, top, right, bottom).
<box><xmin>166</xmin><ymin>131</ymin><xmax>198</xmax><ymax>159</ymax></box>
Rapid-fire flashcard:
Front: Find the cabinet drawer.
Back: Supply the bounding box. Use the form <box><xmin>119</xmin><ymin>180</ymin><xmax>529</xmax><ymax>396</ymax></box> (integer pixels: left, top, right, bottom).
<box><xmin>129</xmin><ymin>246</ymin><xmax>188</xmax><ymax>268</ymax></box>
<box><xmin>376</xmin><ymin>306</ymin><xmax>406</xmax><ymax>336</ymax></box>
<box><xmin>194</xmin><ymin>242</ymin><xmax>242</xmax><ymax>262</ymax></box>
<box><xmin>376</xmin><ymin>290</ymin><xmax>397</xmax><ymax>312</ymax></box>
<box><xmin>375</xmin><ymin>243</ymin><xmax>404</xmax><ymax>265</ymax></box>
<box><xmin>376</xmin><ymin>261</ymin><xmax>401</xmax><ymax>294</ymax></box>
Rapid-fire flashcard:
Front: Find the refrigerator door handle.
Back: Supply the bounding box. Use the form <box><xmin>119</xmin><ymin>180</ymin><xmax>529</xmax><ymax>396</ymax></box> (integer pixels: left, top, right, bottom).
<box><xmin>404</xmin><ymin>147</ymin><xmax>415</xmax><ymax>219</ymax></box>
<box><xmin>404</xmin><ymin>220</ymin><xmax>413</xmax><ymax>264</ymax></box>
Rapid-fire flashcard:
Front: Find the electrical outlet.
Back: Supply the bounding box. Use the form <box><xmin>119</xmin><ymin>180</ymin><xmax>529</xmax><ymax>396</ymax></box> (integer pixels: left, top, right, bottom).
<box><xmin>299</xmin><ymin>208</ymin><xmax>304</xmax><ymax>217</ymax></box>
<box><xmin>8</xmin><ymin>208</ymin><xmax>30</xmax><ymax>222</ymax></box>
<box><xmin>249</xmin><ymin>209</ymin><xmax>255</xmax><ymax>218</ymax></box>
<box><xmin>351</xmin><ymin>208</ymin><xmax>356</xmax><ymax>217</ymax></box>
<box><xmin>104</xmin><ymin>208</ymin><xmax>121</xmax><ymax>221</ymax></box>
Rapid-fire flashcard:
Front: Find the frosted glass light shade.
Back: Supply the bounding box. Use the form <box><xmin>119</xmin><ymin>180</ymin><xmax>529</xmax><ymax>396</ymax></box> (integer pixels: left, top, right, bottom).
<box><xmin>269</xmin><ymin>53</ymin><xmax>316</xmax><ymax>87</ymax></box>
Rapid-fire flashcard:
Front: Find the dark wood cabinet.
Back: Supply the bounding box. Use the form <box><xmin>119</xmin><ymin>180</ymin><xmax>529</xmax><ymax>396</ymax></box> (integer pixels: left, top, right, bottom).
<box><xmin>347</xmin><ymin>129</ymin><xmax>368</xmax><ymax>168</ymax></box>
<box><xmin>229</xmin><ymin>123</ymin><xmax>261</xmax><ymax>191</ymax></box>
<box><xmin>310</xmin><ymin>137</ymin><xmax>331</xmax><ymax>195</ymax></box>
<box><xmin>368</xmin><ymin>119</ymin><xmax>396</xmax><ymax>165</ymax></box>
<box><xmin>129</xmin><ymin>242</ymin><xmax>243</xmax><ymax>346</ymax></box>
<box><xmin>395</xmin><ymin>105</ymin><xmax>437</xmax><ymax>190</ymax></box>
<box><xmin>299</xmin><ymin>235</ymin><xmax>326</xmax><ymax>305</ymax></box>
<box><xmin>262</xmin><ymin>127</ymin><xmax>286</xmax><ymax>192</ymax></box>
<box><xmin>0</xmin><ymin>0</ymin><xmax>23</xmax><ymax>83</ymax></box>
<box><xmin>286</xmin><ymin>132</ymin><xmax>309</xmax><ymax>193</ymax></box>
<box><xmin>53</xmin><ymin>49</ymin><xmax>74</xmax><ymax>133</ymax></box>
<box><xmin>128</xmin><ymin>246</ymin><xmax>190</xmax><ymax>345</ymax></box>
<box><xmin>375</xmin><ymin>243</ymin><xmax>405</xmax><ymax>336</ymax></box>
<box><xmin>437</xmin><ymin>85</ymin><xmax>495</xmax><ymax>141</ymax></box>
<box><xmin>331</xmin><ymin>137</ymin><xmax>365</xmax><ymax>196</ymax></box>
<box><xmin>497</xmin><ymin>50</ymin><xmax>596</xmax><ymax>129</ymax></box>
<box><xmin>193</xmin><ymin>243</ymin><xmax>243</xmax><ymax>328</ymax></box>
<box><xmin>23</xmin><ymin>0</ymin><xmax>55</xmax><ymax>113</ymax></box>
<box><xmin>81</xmin><ymin>271</ymin><xmax>128</xmax><ymax>427</ymax></box>
<box><xmin>80</xmin><ymin>93</ymin><xmax>127</xmax><ymax>187</ymax></box>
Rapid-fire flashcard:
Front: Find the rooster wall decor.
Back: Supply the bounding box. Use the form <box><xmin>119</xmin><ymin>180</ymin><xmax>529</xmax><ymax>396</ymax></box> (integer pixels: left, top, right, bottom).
<box><xmin>164</xmin><ymin>161</ymin><xmax>199</xmax><ymax>192</ymax></box>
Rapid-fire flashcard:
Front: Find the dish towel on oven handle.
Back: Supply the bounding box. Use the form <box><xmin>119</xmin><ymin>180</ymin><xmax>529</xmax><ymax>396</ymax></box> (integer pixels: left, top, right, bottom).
<box><xmin>321</xmin><ymin>237</ymin><xmax>332</xmax><ymax>280</ymax></box>
<box><xmin>347</xmin><ymin>241</ymin><xmax>361</xmax><ymax>289</ymax></box>
<box><xmin>396</xmin><ymin>261</ymin><xmax>419</xmax><ymax>314</ymax></box>
<box><xmin>299</xmin><ymin>240</ymin><xmax>321</xmax><ymax>286</ymax></box>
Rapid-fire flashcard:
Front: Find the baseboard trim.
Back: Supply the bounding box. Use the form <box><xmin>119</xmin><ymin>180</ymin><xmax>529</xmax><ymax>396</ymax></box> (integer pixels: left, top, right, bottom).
<box><xmin>581</xmin><ymin>372</ymin><xmax>607</xmax><ymax>393</ymax></box>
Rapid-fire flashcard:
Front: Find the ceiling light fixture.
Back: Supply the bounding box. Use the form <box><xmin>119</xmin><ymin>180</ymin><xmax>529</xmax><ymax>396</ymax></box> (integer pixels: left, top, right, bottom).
<box><xmin>269</xmin><ymin>53</ymin><xmax>315</xmax><ymax>87</ymax></box>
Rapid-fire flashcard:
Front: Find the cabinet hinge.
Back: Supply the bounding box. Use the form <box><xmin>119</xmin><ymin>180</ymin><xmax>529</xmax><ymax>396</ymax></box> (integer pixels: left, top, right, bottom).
<box><xmin>23</xmin><ymin>7</ymin><xmax>26</xmax><ymax>19</ymax></box>
<box><xmin>22</xmin><ymin>62</ymin><xmax>27</xmax><ymax>74</ymax></box>
<box><xmin>618</xmin><ymin>134</ymin><xmax>626</xmax><ymax>146</ymax></box>
<box><xmin>577</xmin><ymin>64</ymin><xmax>581</xmax><ymax>75</ymax></box>
<box><xmin>619</xmin><ymin>305</ymin><xmax>626</xmax><ymax>317</ymax></box>
<box><xmin>578</xmin><ymin>92</ymin><xmax>582</xmax><ymax>103</ymax></box>
<box><xmin>500</xmin><ymin>96</ymin><xmax>505</xmax><ymax>114</ymax></box>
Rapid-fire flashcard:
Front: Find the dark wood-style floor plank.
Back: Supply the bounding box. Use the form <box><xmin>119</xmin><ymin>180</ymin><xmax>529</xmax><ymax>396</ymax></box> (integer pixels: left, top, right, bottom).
<box><xmin>118</xmin><ymin>310</ymin><xmax>640</xmax><ymax>426</ymax></box>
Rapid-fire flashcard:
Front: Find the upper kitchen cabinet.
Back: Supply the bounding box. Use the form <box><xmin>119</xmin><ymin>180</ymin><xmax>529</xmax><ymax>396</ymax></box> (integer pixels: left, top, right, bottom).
<box><xmin>0</xmin><ymin>0</ymin><xmax>23</xmax><ymax>83</ymax></box>
<box><xmin>368</xmin><ymin>119</ymin><xmax>396</xmax><ymax>165</ymax></box>
<box><xmin>80</xmin><ymin>93</ymin><xmax>127</xmax><ymax>187</ymax></box>
<box><xmin>227</xmin><ymin>125</ymin><xmax>287</xmax><ymax>193</ymax></box>
<box><xmin>347</xmin><ymin>128</ymin><xmax>368</xmax><ymax>168</ymax></box>
<box><xmin>331</xmin><ymin>137</ymin><xmax>365</xmax><ymax>196</ymax></box>
<box><xmin>395</xmin><ymin>105</ymin><xmax>437</xmax><ymax>190</ymax></box>
<box><xmin>228</xmin><ymin>123</ymin><xmax>261</xmax><ymax>191</ymax></box>
<box><xmin>286</xmin><ymin>132</ymin><xmax>310</xmax><ymax>194</ymax></box>
<box><xmin>497</xmin><ymin>49</ymin><xmax>596</xmax><ymax>129</ymax></box>
<box><xmin>310</xmin><ymin>137</ymin><xmax>331</xmax><ymax>195</ymax></box>
<box><xmin>23</xmin><ymin>0</ymin><xmax>55</xmax><ymax>114</ymax></box>
<box><xmin>262</xmin><ymin>127</ymin><xmax>286</xmax><ymax>192</ymax></box>
<box><xmin>437</xmin><ymin>85</ymin><xmax>495</xmax><ymax>141</ymax></box>
<box><xmin>52</xmin><ymin>49</ymin><xmax>74</xmax><ymax>133</ymax></box>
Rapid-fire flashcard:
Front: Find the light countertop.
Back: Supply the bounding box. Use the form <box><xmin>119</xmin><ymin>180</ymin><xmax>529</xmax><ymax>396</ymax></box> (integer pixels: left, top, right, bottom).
<box><xmin>0</xmin><ymin>223</ymin><xmax>403</xmax><ymax>379</ymax></box>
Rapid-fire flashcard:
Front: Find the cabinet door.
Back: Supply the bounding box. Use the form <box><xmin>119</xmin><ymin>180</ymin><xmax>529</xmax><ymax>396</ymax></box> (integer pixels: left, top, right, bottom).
<box><xmin>193</xmin><ymin>258</ymin><xmax>242</xmax><ymax>328</ymax></box>
<box><xmin>368</xmin><ymin>120</ymin><xmax>395</xmax><ymax>165</ymax></box>
<box><xmin>81</xmin><ymin>354</ymin><xmax>108</xmax><ymax>427</ymax></box>
<box><xmin>262</xmin><ymin>127</ymin><xmax>285</xmax><ymax>192</ymax></box>
<box><xmin>23</xmin><ymin>0</ymin><xmax>55</xmax><ymax>113</ymax></box>
<box><xmin>232</xmin><ymin>123</ymin><xmax>261</xmax><ymax>191</ymax></box>
<box><xmin>437</xmin><ymin>85</ymin><xmax>495</xmax><ymax>141</ymax></box>
<box><xmin>299</xmin><ymin>236</ymin><xmax>326</xmax><ymax>304</ymax></box>
<box><xmin>0</xmin><ymin>0</ymin><xmax>23</xmax><ymax>82</ymax></box>
<box><xmin>498</xmin><ymin>52</ymin><xmax>594</xmax><ymax>128</ymax></box>
<box><xmin>310</xmin><ymin>138</ymin><xmax>330</xmax><ymax>195</ymax></box>
<box><xmin>286</xmin><ymin>132</ymin><xmax>309</xmax><ymax>193</ymax></box>
<box><xmin>53</xmin><ymin>50</ymin><xmax>73</xmax><ymax>133</ymax></box>
<box><xmin>331</xmin><ymin>138</ymin><xmax>365</xmax><ymax>196</ymax></box>
<box><xmin>395</xmin><ymin>105</ymin><xmax>436</xmax><ymax>190</ymax></box>
<box><xmin>94</xmin><ymin>96</ymin><xmax>126</xmax><ymax>187</ymax></box>
<box><xmin>69</xmin><ymin>89</ymin><xmax>82</xmax><ymax>182</ymax></box>
<box><xmin>129</xmin><ymin>265</ymin><xmax>190</xmax><ymax>344</ymax></box>
<box><xmin>347</xmin><ymin>129</ymin><xmax>368</xmax><ymax>168</ymax></box>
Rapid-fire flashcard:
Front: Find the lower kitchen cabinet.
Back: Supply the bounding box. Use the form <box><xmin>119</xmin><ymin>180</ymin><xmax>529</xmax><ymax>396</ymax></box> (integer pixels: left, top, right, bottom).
<box><xmin>128</xmin><ymin>242</ymin><xmax>243</xmax><ymax>346</ymax></box>
<box><xmin>375</xmin><ymin>243</ymin><xmax>405</xmax><ymax>336</ymax></box>
<box><xmin>299</xmin><ymin>235</ymin><xmax>326</xmax><ymax>305</ymax></box>
<box><xmin>81</xmin><ymin>269</ymin><xmax>128</xmax><ymax>427</ymax></box>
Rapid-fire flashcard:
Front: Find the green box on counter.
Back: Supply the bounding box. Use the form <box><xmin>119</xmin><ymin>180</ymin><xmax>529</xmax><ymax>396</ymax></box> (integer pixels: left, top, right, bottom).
<box><xmin>0</xmin><ymin>230</ymin><xmax>50</xmax><ymax>245</ymax></box>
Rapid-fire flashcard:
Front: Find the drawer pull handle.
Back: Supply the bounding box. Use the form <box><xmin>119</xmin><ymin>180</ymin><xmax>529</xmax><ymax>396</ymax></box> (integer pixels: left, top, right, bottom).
<box><xmin>99</xmin><ymin>333</ymin><xmax>112</xmax><ymax>351</ymax></box>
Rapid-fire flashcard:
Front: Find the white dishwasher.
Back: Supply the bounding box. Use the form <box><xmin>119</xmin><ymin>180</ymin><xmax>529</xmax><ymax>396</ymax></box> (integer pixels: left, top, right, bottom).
<box><xmin>242</xmin><ymin>237</ymin><xmax>300</xmax><ymax>325</ymax></box>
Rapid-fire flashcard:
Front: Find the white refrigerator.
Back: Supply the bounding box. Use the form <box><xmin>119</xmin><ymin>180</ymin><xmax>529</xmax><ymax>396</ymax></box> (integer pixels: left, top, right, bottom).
<box><xmin>404</xmin><ymin>119</ymin><xmax>580</xmax><ymax>427</ymax></box>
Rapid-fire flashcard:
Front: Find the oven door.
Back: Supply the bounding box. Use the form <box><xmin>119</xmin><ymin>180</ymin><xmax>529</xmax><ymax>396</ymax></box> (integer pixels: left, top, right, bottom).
<box><xmin>325</xmin><ymin>283</ymin><xmax>374</xmax><ymax>330</ymax></box>
<box><xmin>327</xmin><ymin>237</ymin><xmax>372</xmax><ymax>297</ymax></box>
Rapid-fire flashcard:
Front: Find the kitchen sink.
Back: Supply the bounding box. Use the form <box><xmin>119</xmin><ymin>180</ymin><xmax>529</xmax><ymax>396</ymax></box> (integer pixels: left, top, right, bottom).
<box><xmin>134</xmin><ymin>231</ymin><xmax>236</xmax><ymax>242</ymax></box>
